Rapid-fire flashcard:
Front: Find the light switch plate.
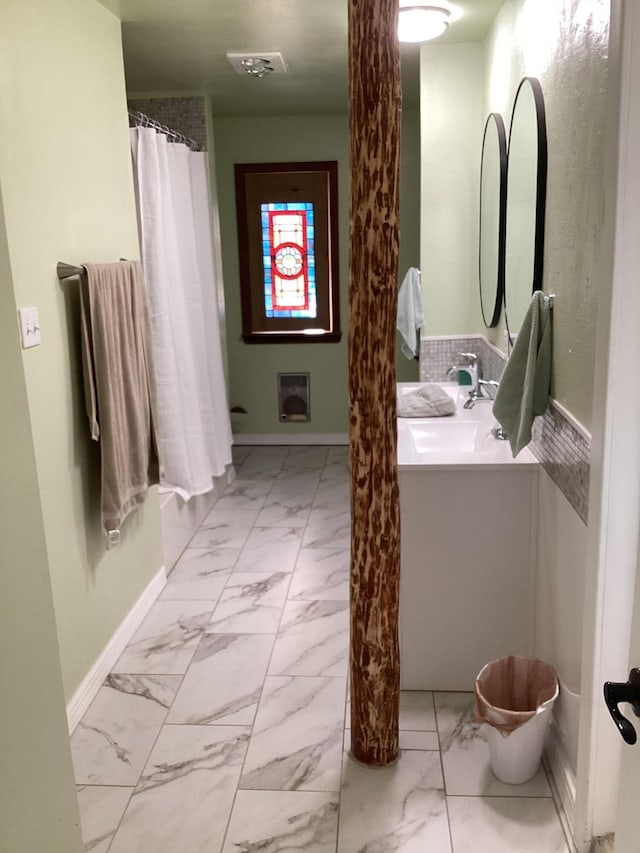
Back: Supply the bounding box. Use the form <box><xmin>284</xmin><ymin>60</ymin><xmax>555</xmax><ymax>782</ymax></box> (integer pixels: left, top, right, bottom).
<box><xmin>18</xmin><ymin>307</ymin><xmax>41</xmax><ymax>348</ymax></box>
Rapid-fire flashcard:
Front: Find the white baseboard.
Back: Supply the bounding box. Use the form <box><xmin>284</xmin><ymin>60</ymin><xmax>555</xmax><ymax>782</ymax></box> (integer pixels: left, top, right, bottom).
<box><xmin>545</xmin><ymin>717</ymin><xmax>577</xmax><ymax>849</ymax></box>
<box><xmin>233</xmin><ymin>433</ymin><xmax>348</xmax><ymax>446</ymax></box>
<box><xmin>66</xmin><ymin>565</ymin><xmax>167</xmax><ymax>734</ymax></box>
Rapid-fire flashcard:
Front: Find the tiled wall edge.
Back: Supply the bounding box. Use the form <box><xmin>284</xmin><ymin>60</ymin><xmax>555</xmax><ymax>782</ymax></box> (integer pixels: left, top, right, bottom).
<box><xmin>531</xmin><ymin>403</ymin><xmax>590</xmax><ymax>525</ymax></box>
<box><xmin>547</xmin><ymin>396</ymin><xmax>591</xmax><ymax>443</ymax></box>
<box><xmin>419</xmin><ymin>333</ymin><xmax>489</xmax><ymax>340</ymax></box>
<box><xmin>127</xmin><ymin>96</ymin><xmax>208</xmax><ymax>151</ymax></box>
<box><xmin>419</xmin><ymin>335</ymin><xmax>591</xmax><ymax>524</ymax></box>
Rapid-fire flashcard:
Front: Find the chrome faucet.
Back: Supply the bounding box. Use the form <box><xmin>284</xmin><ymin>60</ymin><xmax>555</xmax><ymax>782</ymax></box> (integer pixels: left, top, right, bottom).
<box><xmin>478</xmin><ymin>379</ymin><xmax>500</xmax><ymax>399</ymax></box>
<box><xmin>463</xmin><ymin>379</ymin><xmax>500</xmax><ymax>409</ymax></box>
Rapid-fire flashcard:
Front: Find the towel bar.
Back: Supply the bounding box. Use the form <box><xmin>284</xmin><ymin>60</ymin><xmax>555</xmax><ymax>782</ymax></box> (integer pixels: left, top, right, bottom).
<box><xmin>57</xmin><ymin>260</ymin><xmax>133</xmax><ymax>280</ymax></box>
<box><xmin>57</xmin><ymin>262</ymin><xmax>84</xmax><ymax>279</ymax></box>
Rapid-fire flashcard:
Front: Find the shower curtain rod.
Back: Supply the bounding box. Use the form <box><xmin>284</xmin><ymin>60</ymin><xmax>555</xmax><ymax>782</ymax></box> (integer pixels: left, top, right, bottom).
<box><xmin>127</xmin><ymin>109</ymin><xmax>204</xmax><ymax>152</ymax></box>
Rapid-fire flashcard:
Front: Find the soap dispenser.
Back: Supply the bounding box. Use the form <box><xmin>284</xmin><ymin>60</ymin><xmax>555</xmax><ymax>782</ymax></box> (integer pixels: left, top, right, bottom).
<box><xmin>456</xmin><ymin>364</ymin><xmax>478</xmax><ymax>389</ymax></box>
<box><xmin>454</xmin><ymin>352</ymin><xmax>479</xmax><ymax>390</ymax></box>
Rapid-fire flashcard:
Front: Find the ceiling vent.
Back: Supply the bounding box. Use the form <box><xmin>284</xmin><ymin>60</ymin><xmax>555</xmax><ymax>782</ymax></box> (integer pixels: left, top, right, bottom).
<box><xmin>226</xmin><ymin>52</ymin><xmax>288</xmax><ymax>78</ymax></box>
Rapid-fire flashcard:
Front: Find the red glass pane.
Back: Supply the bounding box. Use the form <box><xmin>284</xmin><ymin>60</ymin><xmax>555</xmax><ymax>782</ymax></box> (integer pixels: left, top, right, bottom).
<box><xmin>269</xmin><ymin>210</ymin><xmax>309</xmax><ymax>311</ymax></box>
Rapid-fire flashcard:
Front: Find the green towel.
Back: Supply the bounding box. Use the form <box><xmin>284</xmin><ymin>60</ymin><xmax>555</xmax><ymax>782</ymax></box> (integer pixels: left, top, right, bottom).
<box><xmin>493</xmin><ymin>292</ymin><xmax>552</xmax><ymax>456</ymax></box>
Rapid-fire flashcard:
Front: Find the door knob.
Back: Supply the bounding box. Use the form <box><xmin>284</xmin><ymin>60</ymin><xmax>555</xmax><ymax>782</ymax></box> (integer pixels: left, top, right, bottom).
<box><xmin>603</xmin><ymin>668</ymin><xmax>640</xmax><ymax>745</ymax></box>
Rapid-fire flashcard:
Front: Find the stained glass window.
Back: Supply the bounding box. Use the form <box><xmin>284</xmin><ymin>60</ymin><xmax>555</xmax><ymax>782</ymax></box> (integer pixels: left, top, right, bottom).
<box><xmin>234</xmin><ymin>161</ymin><xmax>340</xmax><ymax>343</ymax></box>
<box><xmin>261</xmin><ymin>202</ymin><xmax>316</xmax><ymax>319</ymax></box>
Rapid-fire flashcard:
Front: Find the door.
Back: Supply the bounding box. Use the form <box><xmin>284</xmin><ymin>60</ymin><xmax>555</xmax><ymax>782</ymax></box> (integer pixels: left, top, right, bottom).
<box><xmin>598</xmin><ymin>2</ymin><xmax>640</xmax><ymax>849</ymax></box>
<box><xmin>610</xmin><ymin>576</ymin><xmax>640</xmax><ymax>851</ymax></box>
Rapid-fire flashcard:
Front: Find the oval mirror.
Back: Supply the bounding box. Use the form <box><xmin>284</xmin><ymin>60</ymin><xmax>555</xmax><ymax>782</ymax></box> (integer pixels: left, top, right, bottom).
<box><xmin>504</xmin><ymin>77</ymin><xmax>548</xmax><ymax>339</ymax></box>
<box><xmin>479</xmin><ymin>112</ymin><xmax>507</xmax><ymax>328</ymax></box>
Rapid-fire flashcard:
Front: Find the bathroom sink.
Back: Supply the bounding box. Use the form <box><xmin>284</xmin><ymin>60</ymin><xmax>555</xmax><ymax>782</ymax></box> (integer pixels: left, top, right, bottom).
<box><xmin>396</xmin><ymin>382</ymin><xmax>537</xmax><ymax>468</ymax></box>
<box><xmin>406</xmin><ymin>419</ymin><xmax>486</xmax><ymax>453</ymax></box>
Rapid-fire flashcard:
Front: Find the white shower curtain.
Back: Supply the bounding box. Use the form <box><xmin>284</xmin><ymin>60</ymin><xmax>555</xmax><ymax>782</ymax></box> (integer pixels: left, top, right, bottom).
<box><xmin>130</xmin><ymin>126</ymin><xmax>232</xmax><ymax>500</ymax></box>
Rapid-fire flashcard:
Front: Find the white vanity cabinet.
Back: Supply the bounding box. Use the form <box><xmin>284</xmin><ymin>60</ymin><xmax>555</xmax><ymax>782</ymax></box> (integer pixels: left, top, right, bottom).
<box><xmin>399</xmin><ymin>465</ymin><xmax>538</xmax><ymax>690</ymax></box>
<box><xmin>396</xmin><ymin>383</ymin><xmax>539</xmax><ymax>691</ymax></box>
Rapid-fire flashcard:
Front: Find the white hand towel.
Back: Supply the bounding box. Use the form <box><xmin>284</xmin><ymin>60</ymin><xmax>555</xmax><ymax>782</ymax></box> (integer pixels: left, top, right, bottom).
<box><xmin>397</xmin><ymin>385</ymin><xmax>456</xmax><ymax>418</ymax></box>
<box><xmin>397</xmin><ymin>267</ymin><xmax>423</xmax><ymax>359</ymax></box>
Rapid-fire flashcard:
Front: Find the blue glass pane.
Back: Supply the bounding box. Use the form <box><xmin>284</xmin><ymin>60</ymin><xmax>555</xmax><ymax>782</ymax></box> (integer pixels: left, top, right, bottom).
<box><xmin>259</xmin><ymin>201</ymin><xmax>317</xmax><ymax>320</ymax></box>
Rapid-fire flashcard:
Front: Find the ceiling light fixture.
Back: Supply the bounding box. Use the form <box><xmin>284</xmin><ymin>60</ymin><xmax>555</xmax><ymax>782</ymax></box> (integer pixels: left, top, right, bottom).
<box><xmin>240</xmin><ymin>57</ymin><xmax>274</xmax><ymax>78</ymax></box>
<box><xmin>398</xmin><ymin>3</ymin><xmax>452</xmax><ymax>43</ymax></box>
<box><xmin>226</xmin><ymin>52</ymin><xmax>288</xmax><ymax>78</ymax></box>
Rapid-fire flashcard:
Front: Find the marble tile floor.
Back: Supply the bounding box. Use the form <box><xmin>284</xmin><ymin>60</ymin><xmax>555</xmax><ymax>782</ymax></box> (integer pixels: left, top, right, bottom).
<box><xmin>73</xmin><ymin>445</ymin><xmax>571</xmax><ymax>852</ymax></box>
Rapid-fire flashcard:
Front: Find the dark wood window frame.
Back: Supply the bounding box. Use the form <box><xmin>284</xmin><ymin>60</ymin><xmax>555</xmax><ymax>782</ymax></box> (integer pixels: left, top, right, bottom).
<box><xmin>234</xmin><ymin>161</ymin><xmax>341</xmax><ymax>344</ymax></box>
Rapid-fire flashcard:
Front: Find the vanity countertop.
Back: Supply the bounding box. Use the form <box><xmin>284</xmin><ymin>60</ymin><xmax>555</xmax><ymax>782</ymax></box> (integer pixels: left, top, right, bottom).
<box><xmin>397</xmin><ymin>382</ymin><xmax>538</xmax><ymax>470</ymax></box>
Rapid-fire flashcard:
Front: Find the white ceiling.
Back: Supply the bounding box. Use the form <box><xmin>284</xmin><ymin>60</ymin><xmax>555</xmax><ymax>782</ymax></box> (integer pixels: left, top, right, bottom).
<box><xmin>114</xmin><ymin>0</ymin><xmax>505</xmax><ymax>115</ymax></box>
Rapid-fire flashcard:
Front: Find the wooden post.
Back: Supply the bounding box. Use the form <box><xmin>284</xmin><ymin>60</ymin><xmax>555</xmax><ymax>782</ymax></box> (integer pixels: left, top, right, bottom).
<box><xmin>348</xmin><ymin>0</ymin><xmax>401</xmax><ymax>766</ymax></box>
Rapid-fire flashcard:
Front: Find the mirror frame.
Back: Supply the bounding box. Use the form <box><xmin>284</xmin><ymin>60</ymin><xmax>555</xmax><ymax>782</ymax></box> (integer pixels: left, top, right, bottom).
<box><xmin>504</xmin><ymin>76</ymin><xmax>548</xmax><ymax>339</ymax></box>
<box><xmin>478</xmin><ymin>112</ymin><xmax>507</xmax><ymax>328</ymax></box>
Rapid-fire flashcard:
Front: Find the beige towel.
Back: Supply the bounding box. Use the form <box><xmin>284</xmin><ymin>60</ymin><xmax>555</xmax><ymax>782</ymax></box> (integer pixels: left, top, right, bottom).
<box><xmin>80</xmin><ymin>261</ymin><xmax>160</xmax><ymax>545</ymax></box>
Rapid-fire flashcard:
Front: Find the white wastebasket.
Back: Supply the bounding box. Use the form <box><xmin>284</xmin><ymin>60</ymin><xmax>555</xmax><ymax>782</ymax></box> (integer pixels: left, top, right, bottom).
<box><xmin>475</xmin><ymin>656</ymin><xmax>559</xmax><ymax>785</ymax></box>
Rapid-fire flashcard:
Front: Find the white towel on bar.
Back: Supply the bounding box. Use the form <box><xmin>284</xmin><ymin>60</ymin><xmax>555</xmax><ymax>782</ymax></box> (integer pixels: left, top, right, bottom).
<box><xmin>397</xmin><ymin>267</ymin><xmax>423</xmax><ymax>359</ymax></box>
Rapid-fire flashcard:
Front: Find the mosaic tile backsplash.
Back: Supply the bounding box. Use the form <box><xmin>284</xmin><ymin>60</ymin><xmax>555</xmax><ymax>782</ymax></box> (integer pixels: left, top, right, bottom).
<box><xmin>531</xmin><ymin>404</ymin><xmax>590</xmax><ymax>524</ymax></box>
<box><xmin>419</xmin><ymin>336</ymin><xmax>505</xmax><ymax>384</ymax></box>
<box><xmin>420</xmin><ymin>335</ymin><xmax>591</xmax><ymax>523</ymax></box>
<box><xmin>128</xmin><ymin>97</ymin><xmax>208</xmax><ymax>151</ymax></box>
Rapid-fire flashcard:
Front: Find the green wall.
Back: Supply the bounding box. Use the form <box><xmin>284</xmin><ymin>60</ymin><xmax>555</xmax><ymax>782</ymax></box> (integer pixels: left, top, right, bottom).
<box><xmin>214</xmin><ymin>109</ymin><xmax>420</xmax><ymax>437</ymax></box>
<box><xmin>481</xmin><ymin>0</ymin><xmax>608</xmax><ymax>430</ymax></box>
<box><xmin>397</xmin><ymin>109</ymin><xmax>422</xmax><ymax>383</ymax></box>
<box><xmin>0</xmin><ymin>189</ymin><xmax>83</xmax><ymax>851</ymax></box>
<box><xmin>0</xmin><ymin>0</ymin><xmax>163</xmax><ymax>703</ymax></box>
<box><xmin>419</xmin><ymin>1</ymin><xmax>609</xmax><ymax>430</ymax></box>
<box><xmin>420</xmin><ymin>44</ymin><xmax>483</xmax><ymax>337</ymax></box>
